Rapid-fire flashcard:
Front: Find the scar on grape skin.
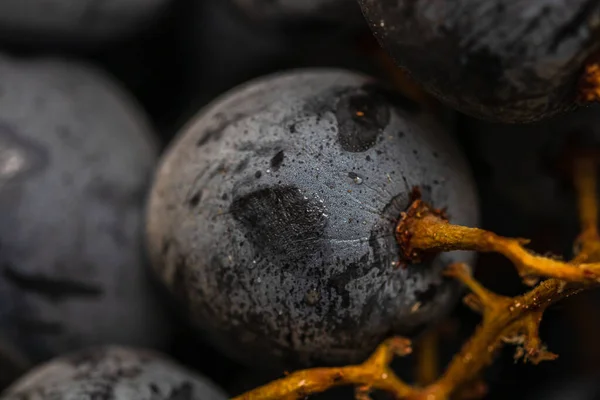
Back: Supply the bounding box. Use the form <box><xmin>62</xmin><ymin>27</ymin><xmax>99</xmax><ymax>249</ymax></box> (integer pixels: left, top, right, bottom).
<box><xmin>230</xmin><ymin>186</ymin><xmax>328</xmax><ymax>259</ymax></box>
<box><xmin>336</xmin><ymin>89</ymin><xmax>390</xmax><ymax>152</ymax></box>
<box><xmin>3</xmin><ymin>265</ymin><xmax>103</xmax><ymax>301</ymax></box>
<box><xmin>335</xmin><ymin>83</ymin><xmax>420</xmax><ymax>153</ymax></box>
<box><xmin>270</xmin><ymin>150</ymin><xmax>285</xmax><ymax>171</ymax></box>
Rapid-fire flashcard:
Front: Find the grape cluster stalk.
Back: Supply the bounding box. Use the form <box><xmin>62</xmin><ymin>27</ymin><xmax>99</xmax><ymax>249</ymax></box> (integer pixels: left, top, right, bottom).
<box><xmin>234</xmin><ymin>153</ymin><xmax>600</xmax><ymax>400</ymax></box>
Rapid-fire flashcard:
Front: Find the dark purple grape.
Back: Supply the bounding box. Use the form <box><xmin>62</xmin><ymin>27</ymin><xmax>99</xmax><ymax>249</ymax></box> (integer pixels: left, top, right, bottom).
<box><xmin>0</xmin><ymin>53</ymin><xmax>170</xmax><ymax>362</ymax></box>
<box><xmin>358</xmin><ymin>0</ymin><xmax>600</xmax><ymax>123</ymax></box>
<box><xmin>146</xmin><ymin>69</ymin><xmax>479</xmax><ymax>368</ymax></box>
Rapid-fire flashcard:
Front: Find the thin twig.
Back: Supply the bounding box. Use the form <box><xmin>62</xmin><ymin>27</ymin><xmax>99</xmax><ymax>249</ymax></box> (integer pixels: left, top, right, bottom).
<box><xmin>233</xmin><ymin>338</ymin><xmax>415</xmax><ymax>400</ymax></box>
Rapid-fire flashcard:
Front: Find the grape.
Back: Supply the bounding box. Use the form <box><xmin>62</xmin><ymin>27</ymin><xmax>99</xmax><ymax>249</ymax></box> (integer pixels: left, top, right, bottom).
<box><xmin>0</xmin><ymin>53</ymin><xmax>170</xmax><ymax>362</ymax></box>
<box><xmin>358</xmin><ymin>0</ymin><xmax>600</xmax><ymax>123</ymax></box>
<box><xmin>146</xmin><ymin>69</ymin><xmax>478</xmax><ymax>368</ymax></box>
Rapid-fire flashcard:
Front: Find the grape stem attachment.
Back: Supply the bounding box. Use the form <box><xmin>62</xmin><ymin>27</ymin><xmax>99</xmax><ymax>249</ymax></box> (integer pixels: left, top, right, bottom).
<box><xmin>235</xmin><ymin>155</ymin><xmax>600</xmax><ymax>400</ymax></box>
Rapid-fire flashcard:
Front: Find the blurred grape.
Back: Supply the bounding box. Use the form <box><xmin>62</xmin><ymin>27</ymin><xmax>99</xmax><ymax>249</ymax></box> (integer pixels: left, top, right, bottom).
<box><xmin>0</xmin><ymin>53</ymin><xmax>171</xmax><ymax>363</ymax></box>
<box><xmin>1</xmin><ymin>346</ymin><xmax>227</xmax><ymax>400</ymax></box>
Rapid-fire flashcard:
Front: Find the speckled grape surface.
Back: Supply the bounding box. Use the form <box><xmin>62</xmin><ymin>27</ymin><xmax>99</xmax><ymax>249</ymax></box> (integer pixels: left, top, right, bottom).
<box><xmin>0</xmin><ymin>54</ymin><xmax>170</xmax><ymax>362</ymax></box>
<box><xmin>358</xmin><ymin>0</ymin><xmax>600</xmax><ymax>123</ymax></box>
<box><xmin>147</xmin><ymin>69</ymin><xmax>479</xmax><ymax>368</ymax></box>
<box><xmin>0</xmin><ymin>346</ymin><xmax>227</xmax><ymax>400</ymax></box>
<box><xmin>0</xmin><ymin>0</ymin><xmax>170</xmax><ymax>45</ymax></box>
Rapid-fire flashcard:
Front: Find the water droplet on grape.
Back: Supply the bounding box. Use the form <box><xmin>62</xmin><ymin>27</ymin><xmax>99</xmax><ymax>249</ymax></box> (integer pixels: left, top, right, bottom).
<box><xmin>348</xmin><ymin>171</ymin><xmax>363</xmax><ymax>184</ymax></box>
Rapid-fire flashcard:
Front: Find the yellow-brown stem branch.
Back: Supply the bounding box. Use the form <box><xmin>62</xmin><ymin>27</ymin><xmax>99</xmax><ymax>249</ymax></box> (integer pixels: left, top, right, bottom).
<box><xmin>416</xmin><ymin>330</ymin><xmax>439</xmax><ymax>387</ymax></box>
<box><xmin>434</xmin><ymin>278</ymin><xmax>579</xmax><ymax>396</ymax></box>
<box><xmin>397</xmin><ymin>201</ymin><xmax>600</xmax><ymax>283</ymax></box>
<box><xmin>573</xmin><ymin>157</ymin><xmax>600</xmax><ymax>263</ymax></box>
<box><xmin>233</xmin><ymin>338</ymin><xmax>415</xmax><ymax>400</ymax></box>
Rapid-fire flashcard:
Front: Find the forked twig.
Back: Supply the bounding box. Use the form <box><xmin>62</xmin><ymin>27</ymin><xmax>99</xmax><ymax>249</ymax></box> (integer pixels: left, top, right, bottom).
<box><xmin>233</xmin><ymin>337</ymin><xmax>415</xmax><ymax>399</ymax></box>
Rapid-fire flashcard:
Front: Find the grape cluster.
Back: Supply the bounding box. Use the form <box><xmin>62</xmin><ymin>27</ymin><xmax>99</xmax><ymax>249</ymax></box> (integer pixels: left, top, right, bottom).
<box><xmin>0</xmin><ymin>1</ymin><xmax>597</xmax><ymax>399</ymax></box>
